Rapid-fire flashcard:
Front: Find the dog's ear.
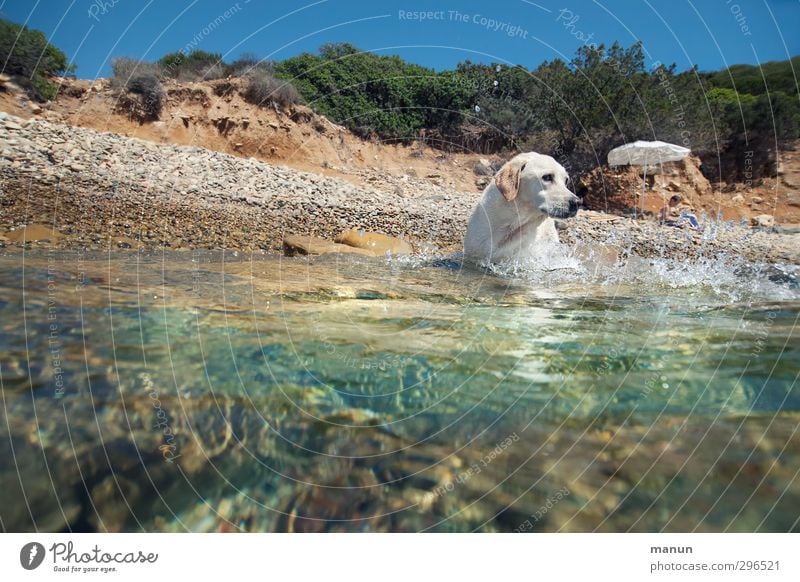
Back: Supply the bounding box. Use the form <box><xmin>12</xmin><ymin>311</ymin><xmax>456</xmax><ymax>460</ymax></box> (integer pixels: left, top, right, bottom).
<box><xmin>495</xmin><ymin>159</ymin><xmax>523</xmax><ymax>201</ymax></box>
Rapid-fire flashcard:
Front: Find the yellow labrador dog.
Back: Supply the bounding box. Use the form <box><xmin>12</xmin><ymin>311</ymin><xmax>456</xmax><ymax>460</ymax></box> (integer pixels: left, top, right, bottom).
<box><xmin>464</xmin><ymin>152</ymin><xmax>579</xmax><ymax>264</ymax></box>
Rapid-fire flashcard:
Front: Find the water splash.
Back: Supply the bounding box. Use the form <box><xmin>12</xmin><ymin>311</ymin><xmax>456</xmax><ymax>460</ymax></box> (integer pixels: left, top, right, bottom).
<box><xmin>405</xmin><ymin>230</ymin><xmax>799</xmax><ymax>305</ymax></box>
<box><xmin>482</xmin><ymin>241</ymin><xmax>586</xmax><ymax>280</ymax></box>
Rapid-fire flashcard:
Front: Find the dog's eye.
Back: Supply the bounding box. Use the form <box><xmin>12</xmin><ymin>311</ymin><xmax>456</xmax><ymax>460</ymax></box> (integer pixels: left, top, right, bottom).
<box><xmin>541</xmin><ymin>174</ymin><xmax>554</xmax><ymax>183</ymax></box>
<box><xmin>520</xmin><ymin>163</ymin><xmax>527</xmax><ymax>172</ymax></box>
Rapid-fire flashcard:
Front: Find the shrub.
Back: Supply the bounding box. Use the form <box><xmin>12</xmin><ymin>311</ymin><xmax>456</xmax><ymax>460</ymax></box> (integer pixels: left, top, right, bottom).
<box><xmin>225</xmin><ymin>53</ymin><xmax>273</xmax><ymax>78</ymax></box>
<box><xmin>159</xmin><ymin>49</ymin><xmax>224</xmax><ymax>81</ymax></box>
<box><xmin>275</xmin><ymin>44</ymin><xmax>447</xmax><ymax>140</ymax></box>
<box><xmin>242</xmin><ymin>69</ymin><xmax>302</xmax><ymax>108</ymax></box>
<box><xmin>111</xmin><ymin>57</ymin><xmax>164</xmax><ymax>120</ymax></box>
<box><xmin>106</xmin><ymin>42</ymin><xmax>799</xmax><ymax>173</ymax></box>
<box><xmin>127</xmin><ymin>74</ymin><xmax>164</xmax><ymax>119</ymax></box>
<box><xmin>110</xmin><ymin>57</ymin><xmax>156</xmax><ymax>87</ymax></box>
<box><xmin>31</xmin><ymin>75</ymin><xmax>58</xmax><ymax>101</ymax></box>
<box><xmin>196</xmin><ymin>63</ymin><xmax>225</xmax><ymax>81</ymax></box>
<box><xmin>707</xmin><ymin>57</ymin><xmax>800</xmax><ymax>96</ymax></box>
<box><xmin>0</xmin><ymin>18</ymin><xmax>74</xmax><ymax>100</ymax></box>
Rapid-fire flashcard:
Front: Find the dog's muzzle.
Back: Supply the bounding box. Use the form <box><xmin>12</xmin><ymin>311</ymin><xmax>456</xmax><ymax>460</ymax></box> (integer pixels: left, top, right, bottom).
<box><xmin>545</xmin><ymin>195</ymin><xmax>580</xmax><ymax>218</ymax></box>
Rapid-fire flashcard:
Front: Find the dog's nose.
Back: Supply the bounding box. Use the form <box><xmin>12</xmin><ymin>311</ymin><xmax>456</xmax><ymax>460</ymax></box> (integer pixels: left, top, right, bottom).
<box><xmin>568</xmin><ymin>196</ymin><xmax>579</xmax><ymax>215</ymax></box>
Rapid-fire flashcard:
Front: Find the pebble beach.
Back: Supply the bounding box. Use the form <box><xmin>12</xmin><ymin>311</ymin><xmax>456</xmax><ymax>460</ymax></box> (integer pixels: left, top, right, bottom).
<box><xmin>1</xmin><ymin>112</ymin><xmax>798</xmax><ymax>266</ymax></box>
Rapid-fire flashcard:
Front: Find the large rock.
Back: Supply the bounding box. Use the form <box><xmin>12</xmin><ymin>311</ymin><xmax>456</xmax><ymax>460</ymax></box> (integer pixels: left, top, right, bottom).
<box><xmin>283</xmin><ymin>235</ymin><xmax>377</xmax><ymax>257</ymax></box>
<box><xmin>580</xmin><ymin>154</ymin><xmax>712</xmax><ymax>213</ymax></box>
<box><xmin>785</xmin><ymin>190</ymin><xmax>800</xmax><ymax>207</ymax></box>
<box><xmin>334</xmin><ymin>229</ymin><xmax>413</xmax><ymax>255</ymax></box>
<box><xmin>751</xmin><ymin>214</ymin><xmax>775</xmax><ymax>228</ymax></box>
<box><xmin>473</xmin><ymin>159</ymin><xmax>493</xmax><ymax>176</ymax></box>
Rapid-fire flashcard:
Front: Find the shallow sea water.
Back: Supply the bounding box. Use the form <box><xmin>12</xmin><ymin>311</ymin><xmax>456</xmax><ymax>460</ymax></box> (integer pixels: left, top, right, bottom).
<box><xmin>0</xmin><ymin>245</ymin><xmax>798</xmax><ymax>532</ymax></box>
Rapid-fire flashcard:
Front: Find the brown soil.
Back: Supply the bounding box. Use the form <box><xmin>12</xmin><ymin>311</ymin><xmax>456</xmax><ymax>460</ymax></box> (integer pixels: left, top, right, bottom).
<box><xmin>0</xmin><ymin>76</ymin><xmax>489</xmax><ymax>194</ymax></box>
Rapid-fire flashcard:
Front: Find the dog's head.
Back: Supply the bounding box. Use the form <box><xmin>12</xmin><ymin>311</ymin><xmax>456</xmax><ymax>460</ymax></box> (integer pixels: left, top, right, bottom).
<box><xmin>493</xmin><ymin>152</ymin><xmax>579</xmax><ymax>219</ymax></box>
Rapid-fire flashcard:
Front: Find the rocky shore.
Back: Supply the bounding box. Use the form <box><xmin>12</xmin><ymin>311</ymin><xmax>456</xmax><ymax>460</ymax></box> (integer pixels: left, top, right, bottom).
<box><xmin>1</xmin><ymin>113</ymin><xmax>798</xmax><ymax>264</ymax></box>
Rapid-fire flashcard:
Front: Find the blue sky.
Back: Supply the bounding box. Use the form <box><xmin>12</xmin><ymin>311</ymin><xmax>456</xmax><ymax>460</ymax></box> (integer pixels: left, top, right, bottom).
<box><xmin>2</xmin><ymin>0</ymin><xmax>798</xmax><ymax>78</ymax></box>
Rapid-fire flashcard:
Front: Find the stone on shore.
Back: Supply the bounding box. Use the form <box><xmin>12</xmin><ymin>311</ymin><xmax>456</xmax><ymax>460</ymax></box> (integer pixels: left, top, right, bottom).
<box><xmin>4</xmin><ymin>224</ymin><xmax>62</xmax><ymax>243</ymax></box>
<box><xmin>334</xmin><ymin>230</ymin><xmax>413</xmax><ymax>255</ymax></box>
<box><xmin>282</xmin><ymin>235</ymin><xmax>378</xmax><ymax>257</ymax></box>
<box><xmin>752</xmin><ymin>214</ymin><xmax>775</xmax><ymax>228</ymax></box>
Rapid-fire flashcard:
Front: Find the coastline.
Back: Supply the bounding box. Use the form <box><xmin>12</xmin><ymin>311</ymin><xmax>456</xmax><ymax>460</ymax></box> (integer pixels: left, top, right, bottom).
<box><xmin>1</xmin><ymin>113</ymin><xmax>798</xmax><ymax>265</ymax></box>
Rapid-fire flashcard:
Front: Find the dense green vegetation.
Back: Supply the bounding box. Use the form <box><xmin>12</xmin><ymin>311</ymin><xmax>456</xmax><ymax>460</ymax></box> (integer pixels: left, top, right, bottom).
<box><xmin>0</xmin><ymin>18</ymin><xmax>74</xmax><ymax>100</ymax></box>
<box><xmin>707</xmin><ymin>57</ymin><xmax>800</xmax><ymax>96</ymax></box>
<box><xmin>275</xmin><ymin>43</ymin><xmax>471</xmax><ymax>143</ymax></box>
<box><xmin>701</xmin><ymin>58</ymin><xmax>799</xmax><ymax>180</ymax></box>
<box><xmin>272</xmin><ymin>42</ymin><xmax>798</xmax><ymax>179</ymax></box>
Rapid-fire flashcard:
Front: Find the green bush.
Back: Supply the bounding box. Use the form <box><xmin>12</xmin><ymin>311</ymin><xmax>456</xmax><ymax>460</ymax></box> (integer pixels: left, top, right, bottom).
<box><xmin>275</xmin><ymin>43</ymin><xmax>473</xmax><ymax>141</ymax></box>
<box><xmin>0</xmin><ymin>18</ymin><xmax>74</xmax><ymax>100</ymax></box>
<box><xmin>31</xmin><ymin>74</ymin><xmax>58</xmax><ymax>101</ymax></box>
<box><xmin>706</xmin><ymin>57</ymin><xmax>800</xmax><ymax>96</ymax></box>
<box><xmin>703</xmin><ymin>85</ymin><xmax>799</xmax><ymax>181</ymax></box>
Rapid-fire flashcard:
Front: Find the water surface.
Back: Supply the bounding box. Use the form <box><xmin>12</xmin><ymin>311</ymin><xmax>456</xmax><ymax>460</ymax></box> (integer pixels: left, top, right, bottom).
<box><xmin>0</xmin><ymin>246</ymin><xmax>798</xmax><ymax>532</ymax></box>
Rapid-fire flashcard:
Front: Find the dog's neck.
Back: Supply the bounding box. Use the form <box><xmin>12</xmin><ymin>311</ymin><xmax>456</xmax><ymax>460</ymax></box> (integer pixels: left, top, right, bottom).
<box><xmin>498</xmin><ymin>220</ymin><xmax>530</xmax><ymax>247</ymax></box>
<box><xmin>496</xmin><ymin>206</ymin><xmax>549</xmax><ymax>248</ymax></box>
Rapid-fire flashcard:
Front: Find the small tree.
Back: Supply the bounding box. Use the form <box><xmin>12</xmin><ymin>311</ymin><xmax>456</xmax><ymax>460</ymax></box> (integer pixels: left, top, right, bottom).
<box><xmin>0</xmin><ymin>18</ymin><xmax>75</xmax><ymax>100</ymax></box>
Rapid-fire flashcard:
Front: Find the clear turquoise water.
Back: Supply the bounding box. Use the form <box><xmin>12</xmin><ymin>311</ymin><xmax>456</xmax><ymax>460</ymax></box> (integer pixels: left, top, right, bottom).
<box><xmin>0</xmin><ymin>248</ymin><xmax>798</xmax><ymax>532</ymax></box>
